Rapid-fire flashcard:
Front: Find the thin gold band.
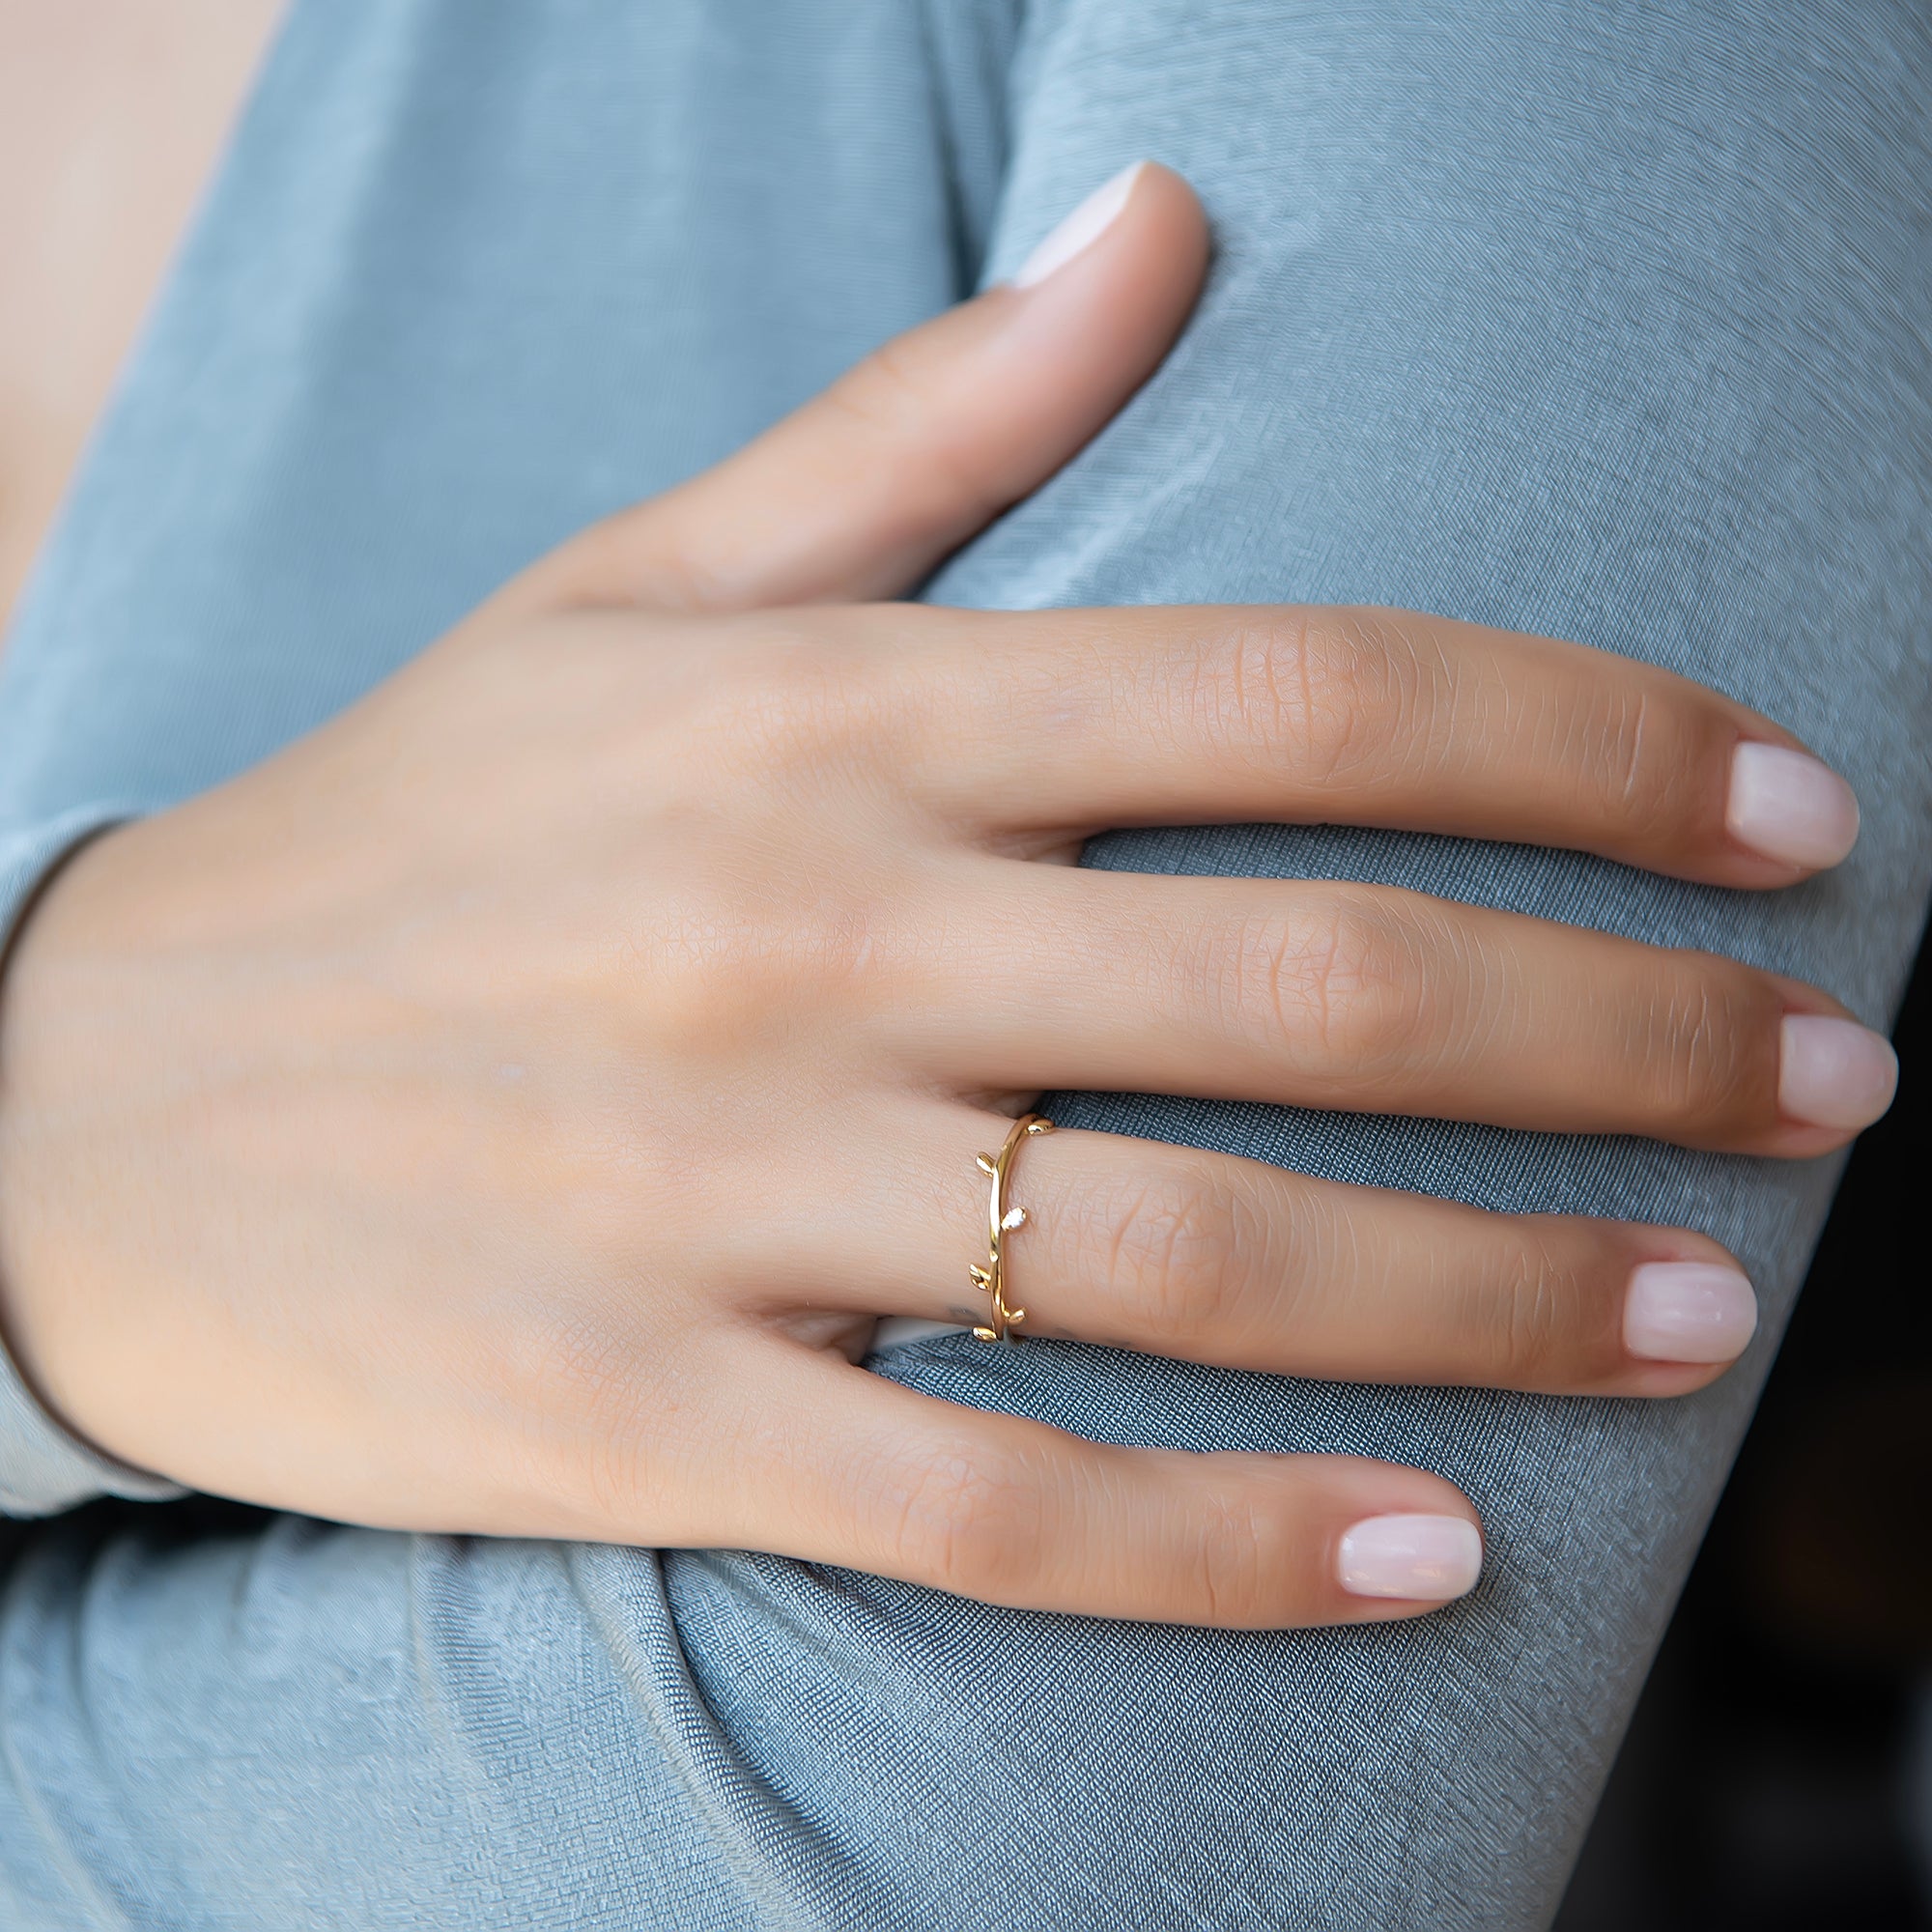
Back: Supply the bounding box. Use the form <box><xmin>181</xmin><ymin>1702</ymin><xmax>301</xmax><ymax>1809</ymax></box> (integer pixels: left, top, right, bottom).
<box><xmin>970</xmin><ymin>1113</ymin><xmax>1055</xmax><ymax>1343</ymax></box>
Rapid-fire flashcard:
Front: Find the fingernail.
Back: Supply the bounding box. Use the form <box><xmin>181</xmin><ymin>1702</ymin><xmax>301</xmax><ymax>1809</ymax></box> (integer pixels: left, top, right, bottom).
<box><xmin>1778</xmin><ymin>1014</ymin><xmax>1898</xmax><ymax>1130</ymax></box>
<box><xmin>1623</xmin><ymin>1262</ymin><xmax>1757</xmax><ymax>1364</ymax></box>
<box><xmin>1012</xmin><ymin>162</ymin><xmax>1147</xmax><ymax>289</ymax></box>
<box><xmin>1725</xmin><ymin>743</ymin><xmax>1860</xmax><ymax>869</ymax></box>
<box><xmin>1337</xmin><ymin>1515</ymin><xmax>1483</xmax><ymax>1602</ymax></box>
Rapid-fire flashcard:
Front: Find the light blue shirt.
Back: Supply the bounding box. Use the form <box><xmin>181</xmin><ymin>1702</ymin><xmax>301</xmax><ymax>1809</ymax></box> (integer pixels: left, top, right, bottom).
<box><xmin>2</xmin><ymin>3</ymin><xmax>1927</xmax><ymax>1924</ymax></box>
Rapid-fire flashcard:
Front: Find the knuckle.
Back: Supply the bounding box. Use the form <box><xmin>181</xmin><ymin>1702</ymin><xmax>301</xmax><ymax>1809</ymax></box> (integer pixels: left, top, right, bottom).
<box><xmin>621</xmin><ymin>642</ymin><xmax>932</xmax><ymax>1048</ymax></box>
<box><xmin>830</xmin><ymin>336</ymin><xmax>939</xmax><ymax>440</ymax></box>
<box><xmin>573</xmin><ymin>510</ymin><xmax>724</xmax><ymax>614</ymax></box>
<box><xmin>885</xmin><ymin>1437</ymin><xmax>1042</xmax><ymax>1599</ymax></box>
<box><xmin>1192</xmin><ymin>1490</ymin><xmax>1287</xmax><ymax>1626</ymax></box>
<box><xmin>828</xmin><ymin>347</ymin><xmax>1004</xmax><ymax>523</ymax></box>
<box><xmin>1636</xmin><ymin>961</ymin><xmax>1769</xmax><ymax>1136</ymax></box>
<box><xmin>1252</xmin><ymin>607</ymin><xmax>1433</xmax><ymax>782</ymax></box>
<box><xmin>1322</xmin><ymin>606</ymin><xmax>1438</xmax><ymax>754</ymax></box>
<box><xmin>1579</xmin><ymin>684</ymin><xmax>1707</xmax><ymax>845</ymax></box>
<box><xmin>686</xmin><ymin>622</ymin><xmax>896</xmax><ymax>778</ymax></box>
<box><xmin>1082</xmin><ymin>1165</ymin><xmax>1247</xmax><ymax>1347</ymax></box>
<box><xmin>1192</xmin><ymin>610</ymin><xmax>1394</xmax><ymax>781</ymax></box>
<box><xmin>1214</xmin><ymin>894</ymin><xmax>1434</xmax><ymax>1072</ymax></box>
<box><xmin>1484</xmin><ymin>1236</ymin><xmax>1580</xmax><ymax>1385</ymax></box>
<box><xmin>634</xmin><ymin>867</ymin><xmax>895</xmax><ymax>1051</ymax></box>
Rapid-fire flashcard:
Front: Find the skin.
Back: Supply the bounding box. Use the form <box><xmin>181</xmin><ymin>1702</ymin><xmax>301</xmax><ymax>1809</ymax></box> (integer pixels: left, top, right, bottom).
<box><xmin>0</xmin><ymin>0</ymin><xmax>281</xmax><ymax>632</ymax></box>
<box><xmin>0</xmin><ymin>164</ymin><xmax>1893</xmax><ymax>1630</ymax></box>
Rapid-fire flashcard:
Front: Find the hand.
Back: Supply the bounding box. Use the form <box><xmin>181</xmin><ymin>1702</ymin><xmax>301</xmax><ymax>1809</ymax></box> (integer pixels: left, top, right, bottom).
<box><xmin>0</xmin><ymin>164</ymin><xmax>1893</xmax><ymax>1627</ymax></box>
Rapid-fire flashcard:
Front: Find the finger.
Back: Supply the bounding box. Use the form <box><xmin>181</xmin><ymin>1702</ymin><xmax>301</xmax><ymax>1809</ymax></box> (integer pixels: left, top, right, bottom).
<box><xmin>517</xmin><ymin>162</ymin><xmax>1208</xmax><ymax>615</ymax></box>
<box><xmin>706</xmin><ymin>1342</ymin><xmax>1482</xmax><ymax>1628</ymax></box>
<box><xmin>837</xmin><ymin>1111</ymin><xmax>1757</xmax><ymax>1398</ymax></box>
<box><xmin>891</xmin><ymin>603</ymin><xmax>1861</xmax><ymax>888</ymax></box>
<box><xmin>911</xmin><ymin>866</ymin><xmax>1898</xmax><ymax>1156</ymax></box>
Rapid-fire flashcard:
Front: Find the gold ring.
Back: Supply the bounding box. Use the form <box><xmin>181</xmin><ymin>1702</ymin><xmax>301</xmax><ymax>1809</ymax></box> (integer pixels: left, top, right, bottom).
<box><xmin>969</xmin><ymin>1113</ymin><xmax>1055</xmax><ymax>1343</ymax></box>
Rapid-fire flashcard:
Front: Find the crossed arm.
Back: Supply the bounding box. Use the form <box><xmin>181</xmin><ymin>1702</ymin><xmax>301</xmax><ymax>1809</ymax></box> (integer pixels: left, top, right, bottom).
<box><xmin>0</xmin><ymin>3</ymin><xmax>1926</xmax><ymax>1926</ymax></box>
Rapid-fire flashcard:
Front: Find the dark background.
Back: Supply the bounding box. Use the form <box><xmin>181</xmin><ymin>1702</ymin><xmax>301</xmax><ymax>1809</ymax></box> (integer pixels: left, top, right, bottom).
<box><xmin>1556</xmin><ymin>929</ymin><xmax>1932</xmax><ymax>1929</ymax></box>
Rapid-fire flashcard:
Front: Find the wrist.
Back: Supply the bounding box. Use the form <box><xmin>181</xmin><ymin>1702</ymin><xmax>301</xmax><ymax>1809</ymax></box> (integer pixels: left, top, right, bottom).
<box><xmin>0</xmin><ymin>822</ymin><xmax>162</xmax><ymax>1472</ymax></box>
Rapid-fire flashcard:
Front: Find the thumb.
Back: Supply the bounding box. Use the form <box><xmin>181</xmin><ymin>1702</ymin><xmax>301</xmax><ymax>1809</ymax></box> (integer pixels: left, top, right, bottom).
<box><xmin>529</xmin><ymin>161</ymin><xmax>1208</xmax><ymax>613</ymax></box>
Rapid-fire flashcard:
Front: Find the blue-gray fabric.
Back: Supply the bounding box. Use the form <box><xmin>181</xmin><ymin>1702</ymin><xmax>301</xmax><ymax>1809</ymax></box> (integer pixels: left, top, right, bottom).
<box><xmin>1</xmin><ymin>2</ymin><xmax>1927</xmax><ymax>1925</ymax></box>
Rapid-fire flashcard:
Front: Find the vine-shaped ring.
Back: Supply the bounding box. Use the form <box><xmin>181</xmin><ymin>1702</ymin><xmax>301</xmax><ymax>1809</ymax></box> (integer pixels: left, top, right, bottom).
<box><xmin>969</xmin><ymin>1113</ymin><xmax>1055</xmax><ymax>1343</ymax></box>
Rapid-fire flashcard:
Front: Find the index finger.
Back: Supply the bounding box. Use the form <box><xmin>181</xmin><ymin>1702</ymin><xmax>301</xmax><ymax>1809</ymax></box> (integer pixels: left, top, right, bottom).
<box><xmin>509</xmin><ymin>165</ymin><xmax>1208</xmax><ymax>616</ymax></box>
<box><xmin>897</xmin><ymin>604</ymin><xmax>1858</xmax><ymax>890</ymax></box>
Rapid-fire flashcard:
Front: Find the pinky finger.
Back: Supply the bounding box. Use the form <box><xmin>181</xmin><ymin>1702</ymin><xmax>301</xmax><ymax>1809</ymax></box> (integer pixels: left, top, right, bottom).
<box><xmin>723</xmin><ymin>1344</ymin><xmax>1485</xmax><ymax>1629</ymax></box>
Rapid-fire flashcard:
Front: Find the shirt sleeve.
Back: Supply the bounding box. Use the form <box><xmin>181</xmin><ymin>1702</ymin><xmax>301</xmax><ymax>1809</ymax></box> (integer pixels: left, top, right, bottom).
<box><xmin>3</xmin><ymin>3</ymin><xmax>1928</xmax><ymax>1925</ymax></box>
<box><xmin>0</xmin><ymin>811</ymin><xmax>187</xmax><ymax>1517</ymax></box>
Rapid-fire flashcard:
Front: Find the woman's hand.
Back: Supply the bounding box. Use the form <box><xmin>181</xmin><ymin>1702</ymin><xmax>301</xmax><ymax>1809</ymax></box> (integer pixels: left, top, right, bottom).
<box><xmin>0</xmin><ymin>165</ymin><xmax>1892</xmax><ymax>1627</ymax></box>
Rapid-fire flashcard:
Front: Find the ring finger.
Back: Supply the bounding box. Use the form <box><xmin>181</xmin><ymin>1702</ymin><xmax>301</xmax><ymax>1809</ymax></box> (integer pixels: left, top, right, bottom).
<box><xmin>793</xmin><ymin>1106</ymin><xmax>1763</xmax><ymax>1398</ymax></box>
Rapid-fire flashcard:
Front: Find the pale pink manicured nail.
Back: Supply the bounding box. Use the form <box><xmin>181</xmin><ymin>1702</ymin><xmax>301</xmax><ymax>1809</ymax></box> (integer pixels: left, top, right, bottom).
<box><xmin>1012</xmin><ymin>162</ymin><xmax>1147</xmax><ymax>289</ymax></box>
<box><xmin>1778</xmin><ymin>1014</ymin><xmax>1899</xmax><ymax>1130</ymax></box>
<box><xmin>1725</xmin><ymin>743</ymin><xmax>1860</xmax><ymax>869</ymax></box>
<box><xmin>1337</xmin><ymin>1515</ymin><xmax>1483</xmax><ymax>1602</ymax></box>
<box><xmin>1623</xmin><ymin>1262</ymin><xmax>1757</xmax><ymax>1364</ymax></box>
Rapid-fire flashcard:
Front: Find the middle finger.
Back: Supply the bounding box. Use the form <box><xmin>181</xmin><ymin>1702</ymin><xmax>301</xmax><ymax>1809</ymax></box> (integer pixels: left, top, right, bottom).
<box><xmin>902</xmin><ymin>861</ymin><xmax>1895</xmax><ymax>1157</ymax></box>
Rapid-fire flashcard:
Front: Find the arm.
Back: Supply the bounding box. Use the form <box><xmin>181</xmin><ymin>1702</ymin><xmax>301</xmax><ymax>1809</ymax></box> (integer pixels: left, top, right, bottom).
<box><xmin>2</xmin><ymin>2</ymin><xmax>1924</xmax><ymax>1925</ymax></box>
<box><xmin>5</xmin><ymin>159</ymin><xmax>1836</xmax><ymax>1604</ymax></box>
